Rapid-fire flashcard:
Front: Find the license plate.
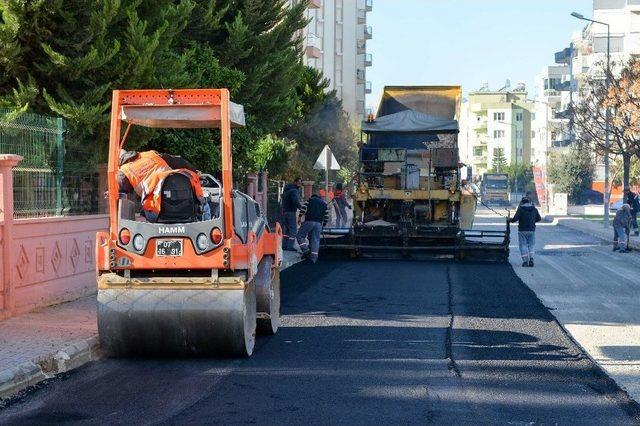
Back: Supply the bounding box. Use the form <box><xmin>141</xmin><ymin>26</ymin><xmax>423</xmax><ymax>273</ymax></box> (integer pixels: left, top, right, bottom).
<box><xmin>156</xmin><ymin>239</ymin><xmax>183</xmax><ymax>257</ymax></box>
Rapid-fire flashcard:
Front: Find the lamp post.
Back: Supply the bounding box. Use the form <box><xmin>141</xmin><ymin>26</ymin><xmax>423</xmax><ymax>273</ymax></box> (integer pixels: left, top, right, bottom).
<box><xmin>571</xmin><ymin>11</ymin><xmax>611</xmax><ymax>228</ymax></box>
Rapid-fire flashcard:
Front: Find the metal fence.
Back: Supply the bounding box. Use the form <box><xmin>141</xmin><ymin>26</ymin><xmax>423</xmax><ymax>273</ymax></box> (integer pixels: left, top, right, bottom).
<box><xmin>267</xmin><ymin>179</ymin><xmax>284</xmax><ymax>225</ymax></box>
<box><xmin>0</xmin><ymin>110</ymin><xmax>101</xmax><ymax>218</ymax></box>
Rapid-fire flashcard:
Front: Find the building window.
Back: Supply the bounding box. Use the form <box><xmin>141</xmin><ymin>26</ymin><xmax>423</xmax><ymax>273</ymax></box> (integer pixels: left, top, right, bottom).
<box><xmin>473</xmin><ymin>147</ymin><xmax>483</xmax><ymax>156</ymax></box>
<box><xmin>515</xmin><ymin>130</ymin><xmax>524</xmax><ymax>139</ymax></box>
<box><xmin>632</xmin><ymin>11</ymin><xmax>640</xmax><ymax>33</ymax></box>
<box><xmin>531</xmin><ymin>113</ymin><xmax>536</xmax><ymax>121</ymax></box>
<box><xmin>493</xmin><ymin>130</ymin><xmax>505</xmax><ymax>139</ymax></box>
<box><xmin>515</xmin><ymin>112</ymin><xmax>523</xmax><ymax>122</ymax></box>
<box><xmin>493</xmin><ymin>112</ymin><xmax>505</xmax><ymax>121</ymax></box>
<box><xmin>531</xmin><ymin>131</ymin><xmax>536</xmax><ymax>139</ymax></box>
<box><xmin>544</xmin><ymin>78</ymin><xmax>562</xmax><ymax>91</ymax></box>
<box><xmin>593</xmin><ymin>36</ymin><xmax>624</xmax><ymax>54</ymax></box>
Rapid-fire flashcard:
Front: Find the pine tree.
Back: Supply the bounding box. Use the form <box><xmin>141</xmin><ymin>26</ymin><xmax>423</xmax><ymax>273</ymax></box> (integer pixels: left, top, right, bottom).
<box><xmin>0</xmin><ymin>0</ymin><xmax>194</xmax><ymax>162</ymax></box>
<box><xmin>153</xmin><ymin>0</ymin><xmax>314</xmax><ymax>175</ymax></box>
<box><xmin>491</xmin><ymin>148</ymin><xmax>507</xmax><ymax>173</ymax></box>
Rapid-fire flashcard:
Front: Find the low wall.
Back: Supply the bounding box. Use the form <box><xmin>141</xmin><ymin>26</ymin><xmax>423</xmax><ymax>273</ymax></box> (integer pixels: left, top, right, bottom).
<box><xmin>0</xmin><ymin>223</ymin><xmax>4</xmax><ymax>312</ymax></box>
<box><xmin>568</xmin><ymin>205</ymin><xmax>606</xmax><ymax>216</ymax></box>
<box><xmin>7</xmin><ymin>215</ymin><xmax>107</xmax><ymax>317</ymax></box>
<box><xmin>0</xmin><ymin>154</ymin><xmax>108</xmax><ymax>320</ymax></box>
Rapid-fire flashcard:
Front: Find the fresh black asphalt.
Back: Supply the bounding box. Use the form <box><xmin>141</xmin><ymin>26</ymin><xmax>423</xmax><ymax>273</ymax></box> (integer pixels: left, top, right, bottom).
<box><xmin>1</xmin><ymin>260</ymin><xmax>638</xmax><ymax>425</ymax></box>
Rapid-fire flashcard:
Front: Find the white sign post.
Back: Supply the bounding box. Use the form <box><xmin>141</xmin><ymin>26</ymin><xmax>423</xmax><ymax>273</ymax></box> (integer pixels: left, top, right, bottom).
<box><xmin>314</xmin><ymin>145</ymin><xmax>340</xmax><ymax>202</ymax></box>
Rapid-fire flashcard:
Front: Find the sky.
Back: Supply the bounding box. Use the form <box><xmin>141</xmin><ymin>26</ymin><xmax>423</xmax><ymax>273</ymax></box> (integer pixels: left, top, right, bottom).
<box><xmin>366</xmin><ymin>0</ymin><xmax>593</xmax><ymax>110</ymax></box>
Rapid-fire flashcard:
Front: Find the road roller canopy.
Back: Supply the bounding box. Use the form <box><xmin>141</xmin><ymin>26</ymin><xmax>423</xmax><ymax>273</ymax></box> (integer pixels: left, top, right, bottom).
<box><xmin>117</xmin><ymin>89</ymin><xmax>246</xmax><ymax>129</ymax></box>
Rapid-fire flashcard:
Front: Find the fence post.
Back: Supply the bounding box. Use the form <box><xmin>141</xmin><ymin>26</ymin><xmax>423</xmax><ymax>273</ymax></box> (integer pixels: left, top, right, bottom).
<box><xmin>302</xmin><ymin>181</ymin><xmax>314</xmax><ymax>200</ymax></box>
<box><xmin>247</xmin><ymin>173</ymin><xmax>257</xmax><ymax>199</ymax></box>
<box><xmin>97</xmin><ymin>163</ymin><xmax>108</xmax><ymax>214</ymax></box>
<box><xmin>259</xmin><ymin>171</ymin><xmax>268</xmax><ymax>217</ymax></box>
<box><xmin>0</xmin><ymin>154</ymin><xmax>24</xmax><ymax>316</ymax></box>
<box><xmin>55</xmin><ymin>118</ymin><xmax>64</xmax><ymax>216</ymax></box>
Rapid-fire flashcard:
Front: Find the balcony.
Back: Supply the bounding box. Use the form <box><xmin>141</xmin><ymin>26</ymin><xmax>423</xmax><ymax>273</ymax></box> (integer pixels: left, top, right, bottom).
<box><xmin>543</xmin><ymin>89</ymin><xmax>561</xmax><ymax>98</ymax></box>
<box><xmin>554</xmin><ymin>47</ymin><xmax>574</xmax><ymax>65</ymax></box>
<box><xmin>358</xmin><ymin>9</ymin><xmax>366</xmax><ymax>24</ymax></box>
<box><xmin>365</xmin><ymin>81</ymin><xmax>372</xmax><ymax>94</ymax></box>
<box><xmin>357</xmin><ymin>39</ymin><xmax>366</xmax><ymax>54</ymax></box>
<box><xmin>365</xmin><ymin>53</ymin><xmax>372</xmax><ymax>67</ymax></box>
<box><xmin>474</xmin><ymin>118</ymin><xmax>488</xmax><ymax>132</ymax></box>
<box><xmin>308</xmin><ymin>0</ymin><xmax>321</xmax><ymax>8</ymax></box>
<box><xmin>357</xmin><ymin>69</ymin><xmax>365</xmax><ymax>83</ymax></box>
<box><xmin>305</xmin><ymin>34</ymin><xmax>321</xmax><ymax>59</ymax></box>
<box><xmin>366</xmin><ymin>0</ymin><xmax>372</xmax><ymax>11</ymax></box>
<box><xmin>365</xmin><ymin>25</ymin><xmax>373</xmax><ymax>40</ymax></box>
<box><xmin>554</xmin><ymin>109</ymin><xmax>572</xmax><ymax>120</ymax></box>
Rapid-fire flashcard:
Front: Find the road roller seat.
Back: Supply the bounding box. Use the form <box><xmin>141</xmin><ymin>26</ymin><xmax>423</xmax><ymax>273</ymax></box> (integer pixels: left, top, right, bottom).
<box><xmin>156</xmin><ymin>173</ymin><xmax>200</xmax><ymax>224</ymax></box>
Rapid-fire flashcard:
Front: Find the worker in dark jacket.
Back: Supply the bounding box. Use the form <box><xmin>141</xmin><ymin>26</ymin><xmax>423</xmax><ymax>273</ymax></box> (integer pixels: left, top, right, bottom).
<box><xmin>613</xmin><ymin>204</ymin><xmax>633</xmax><ymax>252</ymax></box>
<box><xmin>510</xmin><ymin>195</ymin><xmax>542</xmax><ymax>267</ymax></box>
<box><xmin>626</xmin><ymin>190</ymin><xmax>640</xmax><ymax>236</ymax></box>
<box><xmin>296</xmin><ymin>193</ymin><xmax>329</xmax><ymax>263</ymax></box>
<box><xmin>281</xmin><ymin>178</ymin><xmax>303</xmax><ymax>251</ymax></box>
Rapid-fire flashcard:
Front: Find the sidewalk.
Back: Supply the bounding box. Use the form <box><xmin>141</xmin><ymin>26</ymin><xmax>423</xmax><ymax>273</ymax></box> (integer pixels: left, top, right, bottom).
<box><xmin>505</xmin><ymin>216</ymin><xmax>640</xmax><ymax>403</ymax></box>
<box><xmin>0</xmin><ymin>251</ymin><xmax>303</xmax><ymax>400</ymax></box>
<box><xmin>554</xmin><ymin>215</ymin><xmax>640</xmax><ymax>250</ymax></box>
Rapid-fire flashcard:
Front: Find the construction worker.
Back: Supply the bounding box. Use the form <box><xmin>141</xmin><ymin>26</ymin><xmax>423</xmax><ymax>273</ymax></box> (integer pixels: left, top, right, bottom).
<box><xmin>510</xmin><ymin>194</ymin><xmax>542</xmax><ymax>267</ymax></box>
<box><xmin>296</xmin><ymin>193</ymin><xmax>329</xmax><ymax>263</ymax></box>
<box><xmin>118</xmin><ymin>150</ymin><xmax>197</xmax><ymax>196</ymax></box>
<box><xmin>332</xmin><ymin>182</ymin><xmax>352</xmax><ymax>228</ymax></box>
<box><xmin>626</xmin><ymin>189</ymin><xmax>640</xmax><ymax>236</ymax></box>
<box><xmin>613</xmin><ymin>204</ymin><xmax>633</xmax><ymax>253</ymax></box>
<box><xmin>140</xmin><ymin>168</ymin><xmax>204</xmax><ymax>222</ymax></box>
<box><xmin>281</xmin><ymin>178</ymin><xmax>303</xmax><ymax>251</ymax></box>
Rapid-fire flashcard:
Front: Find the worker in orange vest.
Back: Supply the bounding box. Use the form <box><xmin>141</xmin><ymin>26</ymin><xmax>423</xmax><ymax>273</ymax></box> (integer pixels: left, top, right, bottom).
<box><xmin>118</xmin><ymin>150</ymin><xmax>197</xmax><ymax>196</ymax></box>
<box><xmin>318</xmin><ymin>188</ymin><xmax>334</xmax><ymax>201</ymax></box>
<box><xmin>140</xmin><ymin>169</ymin><xmax>205</xmax><ymax>222</ymax></box>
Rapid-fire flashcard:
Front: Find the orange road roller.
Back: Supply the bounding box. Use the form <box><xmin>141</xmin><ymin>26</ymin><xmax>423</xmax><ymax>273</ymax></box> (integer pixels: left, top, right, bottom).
<box><xmin>95</xmin><ymin>89</ymin><xmax>283</xmax><ymax>357</ymax></box>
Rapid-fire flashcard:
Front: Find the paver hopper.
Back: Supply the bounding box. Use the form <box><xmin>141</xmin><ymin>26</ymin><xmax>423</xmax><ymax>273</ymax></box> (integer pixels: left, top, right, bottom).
<box><xmin>96</xmin><ymin>89</ymin><xmax>282</xmax><ymax>357</ymax></box>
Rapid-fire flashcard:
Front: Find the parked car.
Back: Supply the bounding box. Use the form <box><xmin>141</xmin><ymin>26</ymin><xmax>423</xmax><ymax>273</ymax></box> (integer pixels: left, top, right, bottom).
<box><xmin>610</xmin><ymin>199</ymin><xmax>623</xmax><ymax>212</ymax></box>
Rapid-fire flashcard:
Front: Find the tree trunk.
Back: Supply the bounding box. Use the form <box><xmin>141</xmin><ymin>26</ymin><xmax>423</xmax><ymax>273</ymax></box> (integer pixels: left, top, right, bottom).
<box><xmin>623</xmin><ymin>153</ymin><xmax>631</xmax><ymax>202</ymax></box>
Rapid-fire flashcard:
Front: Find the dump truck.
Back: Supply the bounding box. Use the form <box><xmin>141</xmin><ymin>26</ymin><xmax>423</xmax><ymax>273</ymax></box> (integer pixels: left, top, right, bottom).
<box><xmin>481</xmin><ymin>173</ymin><xmax>510</xmax><ymax>206</ymax></box>
<box><xmin>96</xmin><ymin>89</ymin><xmax>282</xmax><ymax>357</ymax></box>
<box><xmin>322</xmin><ymin>86</ymin><xmax>509</xmax><ymax>261</ymax></box>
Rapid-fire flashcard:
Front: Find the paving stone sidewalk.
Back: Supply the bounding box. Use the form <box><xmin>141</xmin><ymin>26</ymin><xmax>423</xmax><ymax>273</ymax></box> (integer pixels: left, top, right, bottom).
<box><xmin>0</xmin><ymin>251</ymin><xmax>303</xmax><ymax>400</ymax></box>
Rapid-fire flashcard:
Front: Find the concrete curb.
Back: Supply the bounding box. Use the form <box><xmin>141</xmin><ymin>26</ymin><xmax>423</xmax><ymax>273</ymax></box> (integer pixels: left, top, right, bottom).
<box><xmin>551</xmin><ymin>216</ymin><xmax>640</xmax><ymax>250</ymax></box>
<box><xmin>0</xmin><ymin>336</ymin><xmax>100</xmax><ymax>400</ymax></box>
<box><xmin>0</xmin><ymin>257</ymin><xmax>303</xmax><ymax>401</ymax></box>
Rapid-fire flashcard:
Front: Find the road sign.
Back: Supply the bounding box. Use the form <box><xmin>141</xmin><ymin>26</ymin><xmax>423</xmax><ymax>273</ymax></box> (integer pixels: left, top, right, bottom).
<box><xmin>314</xmin><ymin>145</ymin><xmax>340</xmax><ymax>203</ymax></box>
<box><xmin>313</xmin><ymin>145</ymin><xmax>340</xmax><ymax>171</ymax></box>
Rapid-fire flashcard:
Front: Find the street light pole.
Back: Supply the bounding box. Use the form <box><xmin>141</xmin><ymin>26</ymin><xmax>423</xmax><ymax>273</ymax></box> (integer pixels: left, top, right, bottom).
<box><xmin>571</xmin><ymin>12</ymin><xmax>611</xmax><ymax>228</ymax></box>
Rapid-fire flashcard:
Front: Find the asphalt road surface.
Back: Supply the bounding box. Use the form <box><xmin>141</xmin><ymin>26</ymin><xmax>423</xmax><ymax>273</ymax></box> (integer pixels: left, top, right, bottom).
<box><xmin>1</xmin><ymin>259</ymin><xmax>639</xmax><ymax>425</ymax></box>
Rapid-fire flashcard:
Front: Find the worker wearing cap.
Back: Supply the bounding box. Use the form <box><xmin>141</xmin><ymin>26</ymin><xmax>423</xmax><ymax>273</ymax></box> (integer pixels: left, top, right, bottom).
<box><xmin>296</xmin><ymin>193</ymin><xmax>329</xmax><ymax>263</ymax></box>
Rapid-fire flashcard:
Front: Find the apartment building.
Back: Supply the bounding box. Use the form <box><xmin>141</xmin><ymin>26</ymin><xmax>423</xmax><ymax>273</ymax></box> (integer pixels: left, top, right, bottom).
<box><xmin>532</xmin><ymin>0</ymin><xmax>640</xmax><ymax>187</ymax></box>
<box><xmin>462</xmin><ymin>86</ymin><xmax>535</xmax><ymax>178</ymax></box>
<box><xmin>531</xmin><ymin>49</ymin><xmax>574</xmax><ymax>167</ymax></box>
<box><xmin>292</xmin><ymin>0</ymin><xmax>373</xmax><ymax>121</ymax></box>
